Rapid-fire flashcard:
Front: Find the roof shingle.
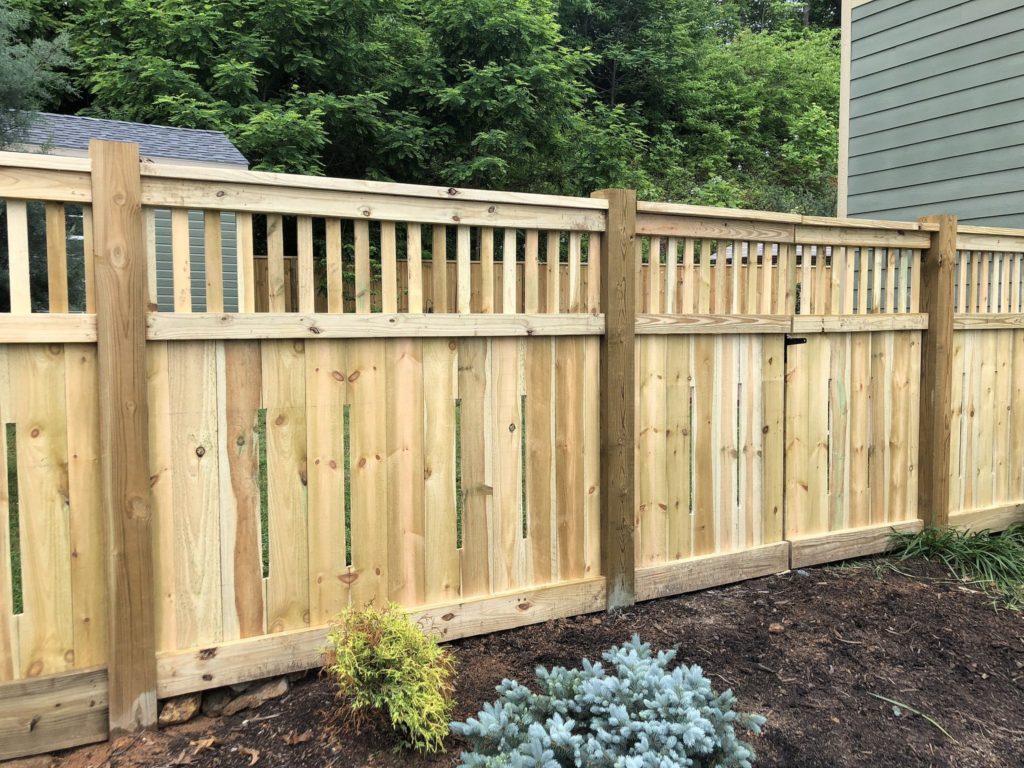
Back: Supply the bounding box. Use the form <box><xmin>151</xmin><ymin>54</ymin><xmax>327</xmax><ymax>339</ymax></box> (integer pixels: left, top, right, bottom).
<box><xmin>22</xmin><ymin>112</ymin><xmax>248</xmax><ymax>167</ymax></box>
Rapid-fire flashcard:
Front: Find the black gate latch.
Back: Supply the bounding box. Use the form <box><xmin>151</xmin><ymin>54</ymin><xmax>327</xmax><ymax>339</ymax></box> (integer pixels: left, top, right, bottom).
<box><xmin>784</xmin><ymin>336</ymin><xmax>808</xmax><ymax>346</ymax></box>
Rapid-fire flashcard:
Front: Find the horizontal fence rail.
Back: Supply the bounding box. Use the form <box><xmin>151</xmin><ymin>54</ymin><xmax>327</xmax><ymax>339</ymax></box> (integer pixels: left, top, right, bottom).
<box><xmin>0</xmin><ymin>146</ymin><xmax>1021</xmax><ymax>760</ymax></box>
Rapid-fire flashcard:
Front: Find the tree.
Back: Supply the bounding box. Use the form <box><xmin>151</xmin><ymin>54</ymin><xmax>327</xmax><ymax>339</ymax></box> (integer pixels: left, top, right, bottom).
<box><xmin>0</xmin><ymin>1</ymin><xmax>69</xmax><ymax>148</ymax></box>
<box><xmin>14</xmin><ymin>0</ymin><xmax>841</xmax><ymax>214</ymax></box>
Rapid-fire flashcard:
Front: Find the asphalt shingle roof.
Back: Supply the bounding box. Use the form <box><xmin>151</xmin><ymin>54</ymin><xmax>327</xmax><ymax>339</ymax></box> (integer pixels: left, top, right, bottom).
<box><xmin>22</xmin><ymin>112</ymin><xmax>248</xmax><ymax>167</ymax></box>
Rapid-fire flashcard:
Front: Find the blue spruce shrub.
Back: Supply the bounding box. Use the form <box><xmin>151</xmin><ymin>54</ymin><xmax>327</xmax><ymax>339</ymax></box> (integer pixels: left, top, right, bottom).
<box><xmin>451</xmin><ymin>636</ymin><xmax>765</xmax><ymax>767</ymax></box>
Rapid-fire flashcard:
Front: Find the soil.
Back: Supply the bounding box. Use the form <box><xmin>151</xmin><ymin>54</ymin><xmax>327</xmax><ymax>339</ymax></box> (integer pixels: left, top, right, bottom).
<box><xmin>52</xmin><ymin>559</ymin><xmax>1024</xmax><ymax>768</ymax></box>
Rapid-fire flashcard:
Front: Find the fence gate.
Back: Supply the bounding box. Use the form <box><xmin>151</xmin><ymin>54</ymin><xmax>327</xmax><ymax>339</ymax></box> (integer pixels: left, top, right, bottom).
<box><xmin>630</xmin><ymin>206</ymin><xmax>931</xmax><ymax>595</ymax></box>
<box><xmin>784</xmin><ymin>237</ymin><xmax>926</xmax><ymax>567</ymax></box>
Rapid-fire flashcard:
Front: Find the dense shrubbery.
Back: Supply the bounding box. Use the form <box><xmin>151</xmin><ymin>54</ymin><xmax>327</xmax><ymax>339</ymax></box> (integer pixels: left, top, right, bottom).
<box><xmin>9</xmin><ymin>0</ymin><xmax>840</xmax><ymax>214</ymax></box>
<box><xmin>325</xmin><ymin>603</ymin><xmax>455</xmax><ymax>753</ymax></box>
<box><xmin>452</xmin><ymin>636</ymin><xmax>765</xmax><ymax>767</ymax></box>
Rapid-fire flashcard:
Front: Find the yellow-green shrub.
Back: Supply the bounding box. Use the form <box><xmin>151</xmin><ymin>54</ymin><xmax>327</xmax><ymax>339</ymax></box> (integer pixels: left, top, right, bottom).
<box><xmin>325</xmin><ymin>602</ymin><xmax>455</xmax><ymax>752</ymax></box>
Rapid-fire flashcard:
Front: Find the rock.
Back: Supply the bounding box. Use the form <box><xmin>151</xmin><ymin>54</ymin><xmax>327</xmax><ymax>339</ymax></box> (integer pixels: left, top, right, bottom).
<box><xmin>202</xmin><ymin>688</ymin><xmax>233</xmax><ymax>718</ymax></box>
<box><xmin>159</xmin><ymin>693</ymin><xmax>202</xmax><ymax>725</ymax></box>
<box><xmin>223</xmin><ymin>677</ymin><xmax>290</xmax><ymax>717</ymax></box>
<box><xmin>768</xmin><ymin>622</ymin><xmax>785</xmax><ymax>634</ymax></box>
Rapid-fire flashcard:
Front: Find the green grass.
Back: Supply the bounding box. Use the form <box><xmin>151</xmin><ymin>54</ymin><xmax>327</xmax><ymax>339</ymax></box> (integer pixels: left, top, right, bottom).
<box><xmin>343</xmin><ymin>404</ymin><xmax>351</xmax><ymax>566</ymax></box>
<box><xmin>520</xmin><ymin>394</ymin><xmax>527</xmax><ymax>538</ymax></box>
<box><xmin>455</xmin><ymin>399</ymin><xmax>463</xmax><ymax>548</ymax></box>
<box><xmin>255</xmin><ymin>409</ymin><xmax>269</xmax><ymax>578</ymax></box>
<box><xmin>6</xmin><ymin>424</ymin><xmax>21</xmax><ymax>614</ymax></box>
<box><xmin>891</xmin><ymin>525</ymin><xmax>1024</xmax><ymax>608</ymax></box>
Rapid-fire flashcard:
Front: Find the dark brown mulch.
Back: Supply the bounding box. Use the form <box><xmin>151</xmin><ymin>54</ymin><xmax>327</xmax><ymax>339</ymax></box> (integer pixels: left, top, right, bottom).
<box><xmin>56</xmin><ymin>559</ymin><xmax>1024</xmax><ymax>768</ymax></box>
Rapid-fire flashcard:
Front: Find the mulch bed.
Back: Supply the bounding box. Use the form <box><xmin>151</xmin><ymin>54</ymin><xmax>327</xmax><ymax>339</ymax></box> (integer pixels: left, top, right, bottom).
<box><xmin>56</xmin><ymin>559</ymin><xmax>1024</xmax><ymax>768</ymax></box>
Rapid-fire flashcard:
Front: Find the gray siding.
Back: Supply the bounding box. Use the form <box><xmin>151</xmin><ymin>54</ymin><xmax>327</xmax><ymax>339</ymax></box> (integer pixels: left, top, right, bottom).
<box><xmin>154</xmin><ymin>209</ymin><xmax>239</xmax><ymax>312</ymax></box>
<box><xmin>847</xmin><ymin>0</ymin><xmax>1024</xmax><ymax>227</ymax></box>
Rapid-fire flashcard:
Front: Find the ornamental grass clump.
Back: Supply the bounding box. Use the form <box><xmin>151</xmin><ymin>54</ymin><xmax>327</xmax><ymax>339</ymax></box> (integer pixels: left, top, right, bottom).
<box><xmin>326</xmin><ymin>602</ymin><xmax>455</xmax><ymax>753</ymax></box>
<box><xmin>451</xmin><ymin>635</ymin><xmax>765</xmax><ymax>767</ymax></box>
<box><xmin>892</xmin><ymin>524</ymin><xmax>1024</xmax><ymax>608</ymax></box>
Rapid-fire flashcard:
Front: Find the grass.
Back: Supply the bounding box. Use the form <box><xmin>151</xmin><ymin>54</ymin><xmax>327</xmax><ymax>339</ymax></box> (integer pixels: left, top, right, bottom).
<box><xmin>6</xmin><ymin>424</ymin><xmax>21</xmax><ymax>614</ymax></box>
<box><xmin>255</xmin><ymin>408</ymin><xmax>269</xmax><ymax>578</ymax></box>
<box><xmin>891</xmin><ymin>525</ymin><xmax>1024</xmax><ymax>608</ymax></box>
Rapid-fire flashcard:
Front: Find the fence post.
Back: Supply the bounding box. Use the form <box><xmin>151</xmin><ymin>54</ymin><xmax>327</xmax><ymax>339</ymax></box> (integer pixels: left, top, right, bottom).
<box><xmin>90</xmin><ymin>140</ymin><xmax>158</xmax><ymax>732</ymax></box>
<box><xmin>592</xmin><ymin>189</ymin><xmax>637</xmax><ymax>609</ymax></box>
<box><xmin>917</xmin><ymin>213</ymin><xmax>957</xmax><ymax>529</ymax></box>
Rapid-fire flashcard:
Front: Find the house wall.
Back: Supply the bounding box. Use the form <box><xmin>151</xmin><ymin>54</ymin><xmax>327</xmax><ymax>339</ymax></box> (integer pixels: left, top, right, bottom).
<box><xmin>842</xmin><ymin>0</ymin><xmax>1024</xmax><ymax>227</ymax></box>
<box><xmin>153</xmin><ymin>209</ymin><xmax>239</xmax><ymax>312</ymax></box>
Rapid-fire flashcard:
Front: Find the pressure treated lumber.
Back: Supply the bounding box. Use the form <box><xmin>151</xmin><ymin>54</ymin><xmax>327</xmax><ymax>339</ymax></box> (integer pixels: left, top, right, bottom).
<box><xmin>917</xmin><ymin>214</ymin><xmax>957</xmax><ymax>528</ymax></box>
<box><xmin>789</xmin><ymin>520</ymin><xmax>923</xmax><ymax>569</ymax></box>
<box><xmin>147</xmin><ymin>312</ymin><xmax>605</xmax><ymax>339</ymax></box>
<box><xmin>89</xmin><ymin>140</ymin><xmax>157</xmax><ymax>732</ymax></box>
<box><xmin>949</xmin><ymin>504</ymin><xmax>1024</xmax><ymax>533</ymax></box>
<box><xmin>0</xmin><ymin>667</ymin><xmax>108</xmax><ymax>760</ymax></box>
<box><xmin>635</xmin><ymin>543</ymin><xmax>790</xmax><ymax>603</ymax></box>
<box><xmin>156</xmin><ymin>578</ymin><xmax>607</xmax><ymax>698</ymax></box>
<box><xmin>593</xmin><ymin>188</ymin><xmax>636</xmax><ymax>609</ymax></box>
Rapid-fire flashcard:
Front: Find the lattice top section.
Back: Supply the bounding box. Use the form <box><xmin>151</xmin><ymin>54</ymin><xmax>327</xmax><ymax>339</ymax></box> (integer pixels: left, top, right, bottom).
<box><xmin>955</xmin><ymin>226</ymin><xmax>1024</xmax><ymax>315</ymax></box>
<box><xmin>635</xmin><ymin>203</ymin><xmax>931</xmax><ymax>317</ymax></box>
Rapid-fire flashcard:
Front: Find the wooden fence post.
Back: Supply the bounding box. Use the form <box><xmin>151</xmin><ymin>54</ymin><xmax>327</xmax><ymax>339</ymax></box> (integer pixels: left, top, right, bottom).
<box><xmin>592</xmin><ymin>189</ymin><xmax>637</xmax><ymax>609</ymax></box>
<box><xmin>917</xmin><ymin>213</ymin><xmax>957</xmax><ymax>529</ymax></box>
<box><xmin>90</xmin><ymin>140</ymin><xmax>158</xmax><ymax>731</ymax></box>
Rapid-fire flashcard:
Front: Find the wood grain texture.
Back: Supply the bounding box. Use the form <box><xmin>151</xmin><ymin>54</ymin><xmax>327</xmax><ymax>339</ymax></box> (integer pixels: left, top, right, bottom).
<box><xmin>635</xmin><ymin>314</ymin><xmax>790</xmax><ymax>334</ymax></box>
<box><xmin>304</xmin><ymin>340</ymin><xmax>349</xmax><ymax>624</ymax></box>
<box><xmin>593</xmin><ymin>189</ymin><xmax>636</xmax><ymax>608</ymax></box>
<box><xmin>458</xmin><ymin>339</ymin><xmax>490</xmax><ymax>598</ymax></box>
<box><xmin>236</xmin><ymin>212</ymin><xmax>255</xmax><ymax>313</ymax></box>
<box><xmin>45</xmin><ymin>203</ymin><xmax>69</xmax><ymax>312</ymax></box>
<box><xmin>204</xmin><ymin>211</ymin><xmax>224</xmax><ymax>313</ymax></box>
<box><xmin>140</xmin><ymin>177</ymin><xmax>607</xmax><ymax>232</ymax></box>
<box><xmin>155</xmin><ymin>577</ymin><xmax>606</xmax><ymax>698</ymax></box>
<box><xmin>635</xmin><ymin>542</ymin><xmax>789</xmax><ymax>602</ymax></box>
<box><xmin>167</xmin><ymin>342</ymin><xmax>222</xmax><ymax>649</ymax></box>
<box><xmin>789</xmin><ymin>520</ymin><xmax>922</xmax><ymax>569</ymax></box>
<box><xmin>0</xmin><ymin>667</ymin><xmax>108</xmax><ymax>760</ymax></box>
<box><xmin>219</xmin><ymin>342</ymin><xmax>265</xmax><ymax>638</ymax></box>
<box><xmin>348</xmin><ymin>339</ymin><xmax>388</xmax><ymax>607</ymax></box>
<box><xmin>950</xmin><ymin>503</ymin><xmax>1024</xmax><ymax>533</ymax></box>
<box><xmin>8</xmin><ymin>346</ymin><xmax>73</xmax><ymax>678</ymax></box>
<box><xmin>917</xmin><ymin>215</ymin><xmax>957</xmax><ymax>527</ymax></box>
<box><xmin>422</xmin><ymin>339</ymin><xmax>460</xmax><ymax>603</ymax></box>
<box><xmin>261</xmin><ymin>340</ymin><xmax>309</xmax><ymax>631</ymax></box>
<box><xmin>89</xmin><ymin>140</ymin><xmax>157</xmax><ymax>731</ymax></box>
<box><xmin>0</xmin><ymin>314</ymin><xmax>97</xmax><ymax>343</ymax></box>
<box><xmin>5</xmin><ymin>200</ymin><xmax>30</xmax><ymax>314</ymax></box>
<box><xmin>387</xmin><ymin>338</ymin><xmax>425</xmax><ymax>604</ymax></box>
<box><xmin>64</xmin><ymin>345</ymin><xmax>106</xmax><ymax>668</ymax></box>
<box><xmin>147</xmin><ymin>312</ymin><xmax>604</xmax><ymax>340</ymax></box>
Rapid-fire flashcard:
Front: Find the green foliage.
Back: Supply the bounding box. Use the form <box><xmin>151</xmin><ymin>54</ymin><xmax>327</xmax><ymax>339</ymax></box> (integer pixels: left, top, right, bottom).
<box><xmin>18</xmin><ymin>0</ymin><xmax>840</xmax><ymax>213</ymax></box>
<box><xmin>452</xmin><ymin>636</ymin><xmax>765</xmax><ymax>767</ymax></box>
<box><xmin>892</xmin><ymin>525</ymin><xmax>1024</xmax><ymax>608</ymax></box>
<box><xmin>325</xmin><ymin>602</ymin><xmax>456</xmax><ymax>753</ymax></box>
<box><xmin>0</xmin><ymin>1</ymin><xmax>70</xmax><ymax>148</ymax></box>
<box><xmin>0</xmin><ymin>201</ymin><xmax>88</xmax><ymax>313</ymax></box>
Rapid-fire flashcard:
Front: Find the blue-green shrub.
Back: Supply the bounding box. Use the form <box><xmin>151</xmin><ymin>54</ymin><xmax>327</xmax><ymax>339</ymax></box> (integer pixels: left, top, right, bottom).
<box><xmin>451</xmin><ymin>636</ymin><xmax>765</xmax><ymax>767</ymax></box>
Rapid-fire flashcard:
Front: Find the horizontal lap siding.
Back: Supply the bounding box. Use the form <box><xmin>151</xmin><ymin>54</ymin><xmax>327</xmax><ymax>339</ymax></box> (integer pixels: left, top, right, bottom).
<box><xmin>848</xmin><ymin>0</ymin><xmax>1024</xmax><ymax>228</ymax></box>
<box><xmin>154</xmin><ymin>209</ymin><xmax>239</xmax><ymax>313</ymax></box>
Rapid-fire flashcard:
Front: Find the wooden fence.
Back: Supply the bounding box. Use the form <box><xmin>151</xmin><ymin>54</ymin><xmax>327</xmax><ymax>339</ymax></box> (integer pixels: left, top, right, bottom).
<box><xmin>0</xmin><ymin>142</ymin><xmax>1015</xmax><ymax>759</ymax></box>
<box><xmin>949</xmin><ymin>227</ymin><xmax>1024</xmax><ymax>531</ymax></box>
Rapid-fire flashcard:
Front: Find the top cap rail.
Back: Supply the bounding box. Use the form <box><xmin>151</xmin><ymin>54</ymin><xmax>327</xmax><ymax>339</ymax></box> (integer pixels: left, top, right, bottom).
<box><xmin>637</xmin><ymin>199</ymin><xmax>939</xmax><ymax>233</ymax></box>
